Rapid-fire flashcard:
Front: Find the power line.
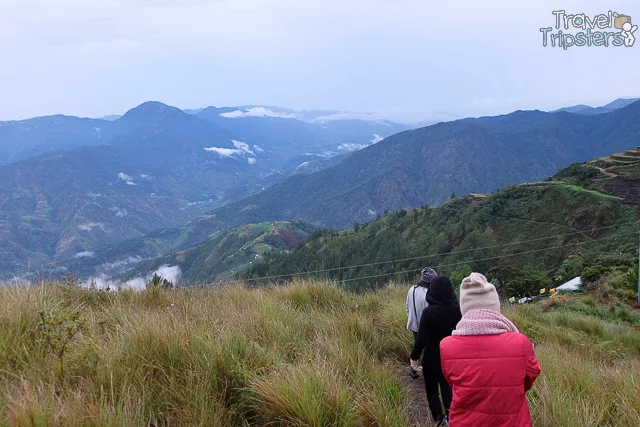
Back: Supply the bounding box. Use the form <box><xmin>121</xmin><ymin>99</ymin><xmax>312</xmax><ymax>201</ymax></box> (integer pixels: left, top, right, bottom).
<box><xmin>209</xmin><ymin>222</ymin><xmax>636</xmax><ymax>286</ymax></box>
<box><xmin>195</xmin><ymin>229</ymin><xmax>636</xmax><ymax>288</ymax></box>
<box><xmin>339</xmin><ymin>232</ymin><xmax>635</xmax><ymax>283</ymax></box>
<box><xmin>212</xmin><ymin>222</ymin><xmax>636</xmax><ymax>285</ymax></box>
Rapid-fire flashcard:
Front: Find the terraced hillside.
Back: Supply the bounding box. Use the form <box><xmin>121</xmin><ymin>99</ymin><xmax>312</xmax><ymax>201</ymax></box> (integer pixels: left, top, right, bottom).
<box><xmin>553</xmin><ymin>146</ymin><xmax>640</xmax><ymax>205</ymax></box>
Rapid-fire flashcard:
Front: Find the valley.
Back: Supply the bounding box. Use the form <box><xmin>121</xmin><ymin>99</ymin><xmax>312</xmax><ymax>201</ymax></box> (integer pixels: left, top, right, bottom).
<box><xmin>0</xmin><ymin>102</ymin><xmax>407</xmax><ymax>279</ymax></box>
<box><xmin>52</xmin><ymin>99</ymin><xmax>640</xmax><ymax>286</ymax></box>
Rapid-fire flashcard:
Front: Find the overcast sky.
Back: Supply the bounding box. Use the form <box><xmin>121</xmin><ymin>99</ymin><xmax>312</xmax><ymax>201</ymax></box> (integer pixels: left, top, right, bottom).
<box><xmin>1</xmin><ymin>0</ymin><xmax>639</xmax><ymax>122</ymax></box>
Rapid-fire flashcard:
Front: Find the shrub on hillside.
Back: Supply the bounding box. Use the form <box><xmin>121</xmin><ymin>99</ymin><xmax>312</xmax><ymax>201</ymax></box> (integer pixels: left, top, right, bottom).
<box><xmin>450</xmin><ymin>265</ymin><xmax>472</xmax><ymax>290</ymax></box>
<box><xmin>581</xmin><ymin>265</ymin><xmax>610</xmax><ymax>284</ymax></box>
<box><xmin>625</xmin><ymin>265</ymin><xmax>638</xmax><ymax>290</ymax></box>
<box><xmin>554</xmin><ymin>255</ymin><xmax>584</xmax><ymax>282</ymax></box>
<box><xmin>503</xmin><ymin>265</ymin><xmax>551</xmax><ymax>298</ymax></box>
<box><xmin>146</xmin><ymin>273</ymin><xmax>173</xmax><ymax>289</ymax></box>
<box><xmin>38</xmin><ymin>307</ymin><xmax>86</xmax><ymax>385</ymax></box>
<box><xmin>553</xmin><ymin>163</ymin><xmax>604</xmax><ymax>186</ymax></box>
<box><xmin>487</xmin><ymin>265</ymin><xmax>551</xmax><ymax>298</ymax></box>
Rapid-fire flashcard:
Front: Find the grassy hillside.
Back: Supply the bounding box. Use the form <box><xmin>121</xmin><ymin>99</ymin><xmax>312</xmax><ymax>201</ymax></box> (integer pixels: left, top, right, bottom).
<box><xmin>0</xmin><ymin>280</ymin><xmax>638</xmax><ymax>426</ymax></box>
<box><xmin>244</xmin><ymin>148</ymin><xmax>640</xmax><ymax>294</ymax></box>
<box><xmin>126</xmin><ymin>221</ymin><xmax>316</xmax><ymax>283</ymax></box>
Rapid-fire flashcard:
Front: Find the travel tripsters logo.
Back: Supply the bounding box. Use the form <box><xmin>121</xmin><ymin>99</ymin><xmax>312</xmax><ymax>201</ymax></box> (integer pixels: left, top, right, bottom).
<box><xmin>540</xmin><ymin>10</ymin><xmax>637</xmax><ymax>49</ymax></box>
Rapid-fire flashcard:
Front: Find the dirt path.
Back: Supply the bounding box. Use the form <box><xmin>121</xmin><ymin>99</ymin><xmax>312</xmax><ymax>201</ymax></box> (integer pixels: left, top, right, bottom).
<box><xmin>596</xmin><ymin>166</ymin><xmax>617</xmax><ymax>177</ymax></box>
<box><xmin>399</xmin><ymin>368</ymin><xmax>435</xmax><ymax>426</ymax></box>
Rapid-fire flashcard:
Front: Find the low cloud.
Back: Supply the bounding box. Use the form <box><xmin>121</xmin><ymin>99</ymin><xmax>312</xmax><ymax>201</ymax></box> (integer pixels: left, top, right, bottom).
<box><xmin>311</xmin><ymin>110</ymin><xmax>449</xmax><ymax>125</ymax></box>
<box><xmin>74</xmin><ymin>251</ymin><xmax>95</xmax><ymax>258</ymax></box>
<box><xmin>337</xmin><ymin>142</ymin><xmax>368</xmax><ymax>152</ymax></box>
<box><xmin>232</xmin><ymin>140</ymin><xmax>254</xmax><ymax>155</ymax></box>
<box><xmin>312</xmin><ymin>111</ymin><xmax>379</xmax><ymax>123</ymax></box>
<box><xmin>220</xmin><ymin>107</ymin><xmax>299</xmax><ymax>119</ymax></box>
<box><xmin>118</xmin><ymin>172</ymin><xmax>136</xmax><ymax>185</ymax></box>
<box><xmin>124</xmin><ymin>277</ymin><xmax>146</xmax><ymax>290</ymax></box>
<box><xmin>204</xmin><ymin>147</ymin><xmax>238</xmax><ymax>157</ymax></box>
<box><xmin>155</xmin><ymin>265</ymin><xmax>182</xmax><ymax>283</ymax></box>
<box><xmin>123</xmin><ymin>264</ymin><xmax>182</xmax><ymax>290</ymax></box>
<box><xmin>335</xmin><ymin>134</ymin><xmax>382</xmax><ymax>153</ymax></box>
<box><xmin>204</xmin><ymin>140</ymin><xmax>257</xmax><ymax>162</ymax></box>
<box><xmin>109</xmin><ymin>206</ymin><xmax>128</xmax><ymax>217</ymax></box>
<box><xmin>370</xmin><ymin>133</ymin><xmax>384</xmax><ymax>144</ymax></box>
<box><xmin>82</xmin><ymin>275</ymin><xmax>119</xmax><ymax>291</ymax></box>
<box><xmin>78</xmin><ymin>222</ymin><xmax>107</xmax><ymax>232</ymax></box>
<box><xmin>102</xmin><ymin>256</ymin><xmax>143</xmax><ymax>271</ymax></box>
<box><xmin>82</xmin><ymin>264</ymin><xmax>182</xmax><ymax>292</ymax></box>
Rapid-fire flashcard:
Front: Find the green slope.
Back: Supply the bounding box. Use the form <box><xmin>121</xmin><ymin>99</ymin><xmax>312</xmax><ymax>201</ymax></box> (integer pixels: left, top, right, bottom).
<box><xmin>124</xmin><ymin>221</ymin><xmax>316</xmax><ymax>283</ymax></box>
<box><xmin>244</xmin><ymin>149</ymin><xmax>640</xmax><ymax>293</ymax></box>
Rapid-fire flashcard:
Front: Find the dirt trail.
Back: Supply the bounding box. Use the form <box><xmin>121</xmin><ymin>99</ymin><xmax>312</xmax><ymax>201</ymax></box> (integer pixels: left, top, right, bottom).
<box><xmin>400</xmin><ymin>368</ymin><xmax>435</xmax><ymax>426</ymax></box>
<box><xmin>596</xmin><ymin>166</ymin><xmax>617</xmax><ymax>177</ymax></box>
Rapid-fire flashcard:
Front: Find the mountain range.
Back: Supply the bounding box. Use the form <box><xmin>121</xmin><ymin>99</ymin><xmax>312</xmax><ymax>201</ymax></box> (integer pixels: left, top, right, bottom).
<box><xmin>50</xmin><ymin>99</ymin><xmax>640</xmax><ymax>283</ymax></box>
<box><xmin>0</xmin><ymin>102</ymin><xmax>407</xmax><ymax>278</ymax></box>
<box><xmin>552</xmin><ymin>97</ymin><xmax>639</xmax><ymax>116</ymax></box>
<box><xmin>241</xmin><ymin>147</ymin><xmax>640</xmax><ymax>290</ymax></box>
<box><xmin>163</xmin><ymin>100</ymin><xmax>640</xmax><ymax>239</ymax></box>
<box><xmin>93</xmin><ymin>145</ymin><xmax>640</xmax><ymax>287</ymax></box>
<box><xmin>2</xmin><ymin>97</ymin><xmax>640</xmax><ymax>282</ymax></box>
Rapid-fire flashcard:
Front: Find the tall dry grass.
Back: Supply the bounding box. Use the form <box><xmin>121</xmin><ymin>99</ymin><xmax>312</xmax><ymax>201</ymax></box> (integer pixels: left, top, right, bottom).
<box><xmin>0</xmin><ymin>281</ymin><xmax>410</xmax><ymax>426</ymax></box>
<box><xmin>0</xmin><ymin>280</ymin><xmax>638</xmax><ymax>426</ymax></box>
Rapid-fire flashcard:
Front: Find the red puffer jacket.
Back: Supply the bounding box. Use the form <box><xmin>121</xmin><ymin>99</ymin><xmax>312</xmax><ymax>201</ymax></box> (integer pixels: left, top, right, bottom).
<box><xmin>440</xmin><ymin>333</ymin><xmax>541</xmax><ymax>427</ymax></box>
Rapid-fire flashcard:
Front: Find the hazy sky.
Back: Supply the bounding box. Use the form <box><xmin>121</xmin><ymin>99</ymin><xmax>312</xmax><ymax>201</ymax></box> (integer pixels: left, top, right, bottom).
<box><xmin>1</xmin><ymin>0</ymin><xmax>639</xmax><ymax>122</ymax></box>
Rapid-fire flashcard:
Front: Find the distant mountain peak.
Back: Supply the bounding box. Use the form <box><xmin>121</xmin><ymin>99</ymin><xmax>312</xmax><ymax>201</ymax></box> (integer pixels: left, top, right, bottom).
<box><xmin>603</xmin><ymin>97</ymin><xmax>640</xmax><ymax>110</ymax></box>
<box><xmin>120</xmin><ymin>101</ymin><xmax>184</xmax><ymax>121</ymax></box>
<box><xmin>552</xmin><ymin>97</ymin><xmax>639</xmax><ymax>116</ymax></box>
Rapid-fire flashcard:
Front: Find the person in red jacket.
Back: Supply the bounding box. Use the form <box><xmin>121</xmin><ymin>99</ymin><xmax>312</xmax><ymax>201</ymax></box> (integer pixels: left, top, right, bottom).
<box><xmin>440</xmin><ymin>272</ymin><xmax>541</xmax><ymax>427</ymax></box>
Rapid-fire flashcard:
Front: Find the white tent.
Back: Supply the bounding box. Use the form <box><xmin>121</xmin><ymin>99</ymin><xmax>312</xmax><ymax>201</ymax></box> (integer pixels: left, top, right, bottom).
<box><xmin>556</xmin><ymin>276</ymin><xmax>582</xmax><ymax>291</ymax></box>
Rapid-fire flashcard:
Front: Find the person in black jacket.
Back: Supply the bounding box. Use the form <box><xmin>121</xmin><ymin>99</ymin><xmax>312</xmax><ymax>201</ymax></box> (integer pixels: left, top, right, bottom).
<box><xmin>409</xmin><ymin>275</ymin><xmax>462</xmax><ymax>426</ymax></box>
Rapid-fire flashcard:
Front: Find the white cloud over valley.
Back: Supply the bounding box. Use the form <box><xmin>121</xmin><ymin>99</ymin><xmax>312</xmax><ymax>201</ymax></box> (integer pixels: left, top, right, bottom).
<box><xmin>74</xmin><ymin>251</ymin><xmax>95</xmax><ymax>258</ymax></box>
<box><xmin>204</xmin><ymin>140</ymin><xmax>258</xmax><ymax>163</ymax></box>
<box><xmin>82</xmin><ymin>264</ymin><xmax>182</xmax><ymax>291</ymax></box>
<box><xmin>337</xmin><ymin>142</ymin><xmax>368</xmax><ymax>152</ymax></box>
<box><xmin>370</xmin><ymin>134</ymin><xmax>384</xmax><ymax>144</ymax></box>
<box><xmin>220</xmin><ymin>107</ymin><xmax>299</xmax><ymax>119</ymax></box>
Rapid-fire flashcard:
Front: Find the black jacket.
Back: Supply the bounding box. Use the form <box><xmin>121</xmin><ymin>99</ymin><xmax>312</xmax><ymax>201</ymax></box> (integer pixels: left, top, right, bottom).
<box><xmin>410</xmin><ymin>276</ymin><xmax>462</xmax><ymax>371</ymax></box>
